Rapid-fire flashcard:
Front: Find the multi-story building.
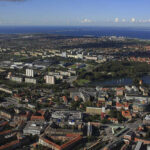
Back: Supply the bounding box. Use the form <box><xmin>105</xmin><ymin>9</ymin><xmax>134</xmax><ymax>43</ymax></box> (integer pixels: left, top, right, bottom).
<box><xmin>62</xmin><ymin>52</ymin><xmax>67</xmax><ymax>57</ymax></box>
<box><xmin>86</xmin><ymin>107</ymin><xmax>110</xmax><ymax>115</ymax></box>
<box><xmin>11</xmin><ymin>76</ymin><xmax>23</xmax><ymax>83</ymax></box>
<box><xmin>51</xmin><ymin>111</ymin><xmax>83</xmax><ymax>125</ymax></box>
<box><xmin>45</xmin><ymin>75</ymin><xmax>55</xmax><ymax>85</ymax></box>
<box><xmin>23</xmin><ymin>121</ymin><xmax>47</xmax><ymax>135</ymax></box>
<box><xmin>26</xmin><ymin>69</ymin><xmax>34</xmax><ymax>77</ymax></box>
<box><xmin>39</xmin><ymin>134</ymin><xmax>82</xmax><ymax>150</ymax></box>
<box><xmin>0</xmin><ymin>110</ymin><xmax>13</xmax><ymax>120</ymax></box>
<box><xmin>0</xmin><ymin>86</ymin><xmax>13</xmax><ymax>94</ymax></box>
<box><xmin>59</xmin><ymin>71</ymin><xmax>71</xmax><ymax>77</ymax></box>
<box><xmin>25</xmin><ymin>78</ymin><xmax>37</xmax><ymax>84</ymax></box>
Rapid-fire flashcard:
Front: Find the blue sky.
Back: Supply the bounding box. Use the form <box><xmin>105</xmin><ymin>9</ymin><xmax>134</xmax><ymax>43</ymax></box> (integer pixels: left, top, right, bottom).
<box><xmin>0</xmin><ymin>0</ymin><xmax>150</xmax><ymax>26</ymax></box>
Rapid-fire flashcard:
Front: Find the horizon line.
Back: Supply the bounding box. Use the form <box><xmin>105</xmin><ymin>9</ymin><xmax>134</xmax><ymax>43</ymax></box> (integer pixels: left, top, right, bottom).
<box><xmin>0</xmin><ymin>25</ymin><xmax>150</xmax><ymax>28</ymax></box>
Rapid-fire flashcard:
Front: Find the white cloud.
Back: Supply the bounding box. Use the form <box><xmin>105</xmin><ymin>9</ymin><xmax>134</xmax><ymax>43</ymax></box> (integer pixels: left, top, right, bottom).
<box><xmin>114</xmin><ymin>18</ymin><xmax>119</xmax><ymax>23</ymax></box>
<box><xmin>122</xmin><ymin>19</ymin><xmax>126</xmax><ymax>22</ymax></box>
<box><xmin>131</xmin><ymin>18</ymin><xmax>136</xmax><ymax>23</ymax></box>
<box><xmin>136</xmin><ymin>19</ymin><xmax>150</xmax><ymax>23</ymax></box>
<box><xmin>112</xmin><ymin>17</ymin><xmax>150</xmax><ymax>24</ymax></box>
<box><xmin>81</xmin><ymin>18</ymin><xmax>92</xmax><ymax>23</ymax></box>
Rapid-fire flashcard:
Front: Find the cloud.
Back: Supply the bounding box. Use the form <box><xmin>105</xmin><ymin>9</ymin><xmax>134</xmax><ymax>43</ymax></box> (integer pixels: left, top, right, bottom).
<box><xmin>131</xmin><ymin>18</ymin><xmax>136</xmax><ymax>23</ymax></box>
<box><xmin>113</xmin><ymin>17</ymin><xmax>150</xmax><ymax>24</ymax></box>
<box><xmin>81</xmin><ymin>18</ymin><xmax>92</xmax><ymax>23</ymax></box>
<box><xmin>138</xmin><ymin>19</ymin><xmax>150</xmax><ymax>23</ymax></box>
<box><xmin>122</xmin><ymin>19</ymin><xmax>126</xmax><ymax>23</ymax></box>
<box><xmin>114</xmin><ymin>18</ymin><xmax>119</xmax><ymax>23</ymax></box>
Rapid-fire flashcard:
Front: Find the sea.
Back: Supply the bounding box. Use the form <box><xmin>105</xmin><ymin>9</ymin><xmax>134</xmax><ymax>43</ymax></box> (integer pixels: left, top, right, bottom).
<box><xmin>0</xmin><ymin>26</ymin><xmax>150</xmax><ymax>39</ymax></box>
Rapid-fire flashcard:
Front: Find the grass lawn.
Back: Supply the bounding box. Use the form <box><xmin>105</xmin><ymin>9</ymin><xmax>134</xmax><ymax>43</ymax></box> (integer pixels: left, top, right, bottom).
<box><xmin>70</xmin><ymin>64</ymin><xmax>77</xmax><ymax>69</ymax></box>
<box><xmin>76</xmin><ymin>79</ymin><xmax>90</xmax><ymax>86</ymax></box>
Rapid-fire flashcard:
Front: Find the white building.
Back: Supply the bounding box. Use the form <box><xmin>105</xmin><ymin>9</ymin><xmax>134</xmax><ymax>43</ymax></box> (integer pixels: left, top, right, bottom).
<box><xmin>85</xmin><ymin>56</ymin><xmax>98</xmax><ymax>61</ymax></box>
<box><xmin>62</xmin><ymin>52</ymin><xmax>67</xmax><ymax>58</ymax></box>
<box><xmin>26</xmin><ymin>69</ymin><xmax>34</xmax><ymax>77</ymax></box>
<box><xmin>87</xmin><ymin>122</ymin><xmax>92</xmax><ymax>136</ymax></box>
<box><xmin>51</xmin><ymin>111</ymin><xmax>82</xmax><ymax>125</ymax></box>
<box><xmin>25</xmin><ymin>78</ymin><xmax>37</xmax><ymax>84</ymax></box>
<box><xmin>11</xmin><ymin>76</ymin><xmax>23</xmax><ymax>83</ymax></box>
<box><xmin>45</xmin><ymin>75</ymin><xmax>55</xmax><ymax>85</ymax></box>
<box><xmin>144</xmin><ymin>115</ymin><xmax>150</xmax><ymax>121</ymax></box>
<box><xmin>23</xmin><ymin>121</ymin><xmax>47</xmax><ymax>135</ymax></box>
<box><xmin>59</xmin><ymin>71</ymin><xmax>71</xmax><ymax>77</ymax></box>
<box><xmin>77</xmin><ymin>54</ymin><xmax>83</xmax><ymax>59</ymax></box>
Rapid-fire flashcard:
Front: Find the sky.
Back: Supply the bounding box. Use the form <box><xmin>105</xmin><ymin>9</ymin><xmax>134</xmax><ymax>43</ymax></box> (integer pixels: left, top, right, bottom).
<box><xmin>0</xmin><ymin>0</ymin><xmax>150</xmax><ymax>26</ymax></box>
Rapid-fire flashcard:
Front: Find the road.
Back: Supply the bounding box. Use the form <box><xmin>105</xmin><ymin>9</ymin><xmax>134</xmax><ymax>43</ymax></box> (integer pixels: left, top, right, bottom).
<box><xmin>99</xmin><ymin>118</ymin><xmax>143</xmax><ymax>150</ymax></box>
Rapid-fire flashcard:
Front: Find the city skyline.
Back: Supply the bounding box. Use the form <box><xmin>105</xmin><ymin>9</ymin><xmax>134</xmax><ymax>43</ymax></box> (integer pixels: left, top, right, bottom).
<box><xmin>0</xmin><ymin>0</ymin><xmax>150</xmax><ymax>26</ymax></box>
